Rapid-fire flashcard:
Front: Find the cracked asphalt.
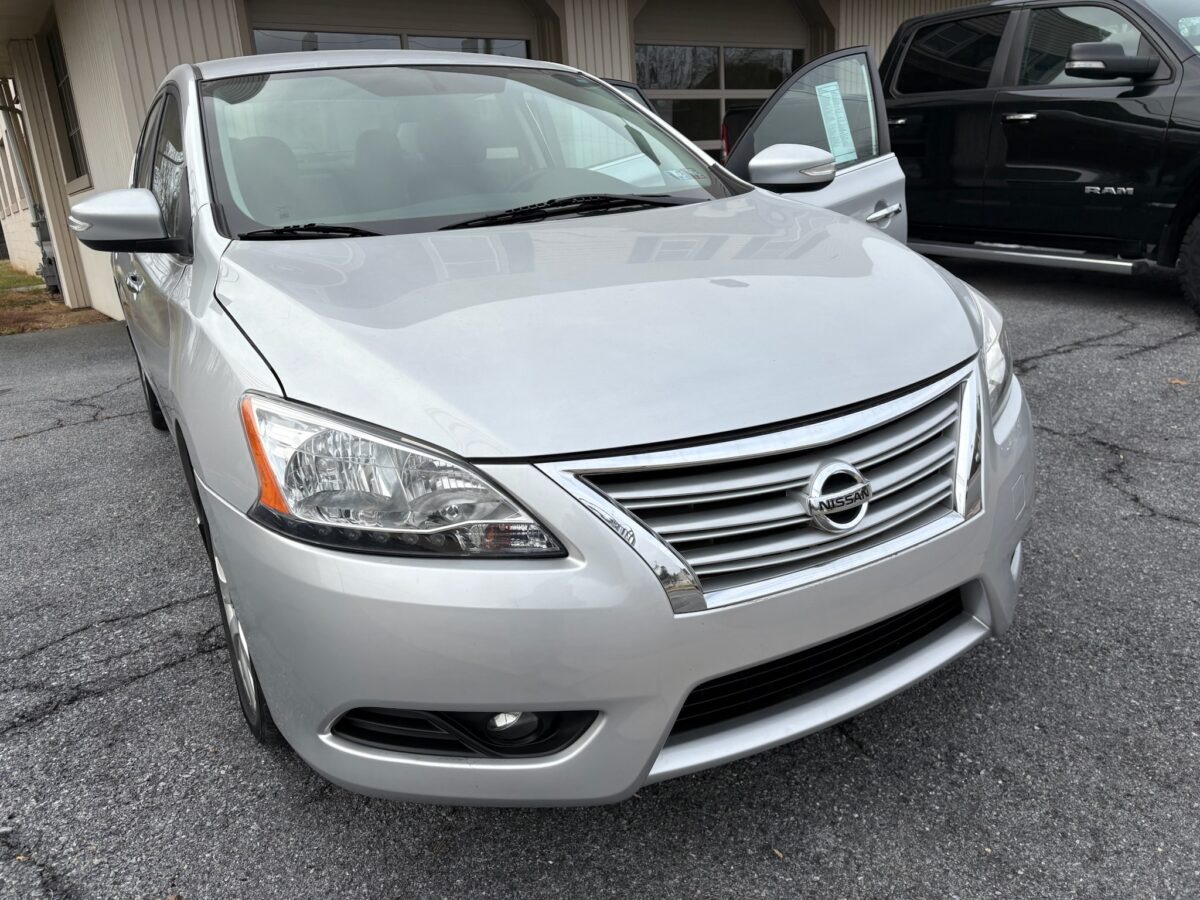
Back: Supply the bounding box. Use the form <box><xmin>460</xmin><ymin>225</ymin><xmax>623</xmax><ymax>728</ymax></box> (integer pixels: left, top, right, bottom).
<box><xmin>1</xmin><ymin>261</ymin><xmax>1198</xmax><ymax>899</ymax></box>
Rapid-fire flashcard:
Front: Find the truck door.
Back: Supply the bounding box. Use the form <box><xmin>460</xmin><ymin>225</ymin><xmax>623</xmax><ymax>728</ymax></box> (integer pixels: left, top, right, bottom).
<box><xmin>985</xmin><ymin>3</ymin><xmax>1175</xmax><ymax>251</ymax></box>
<box><xmin>884</xmin><ymin>10</ymin><xmax>1017</xmax><ymax>242</ymax></box>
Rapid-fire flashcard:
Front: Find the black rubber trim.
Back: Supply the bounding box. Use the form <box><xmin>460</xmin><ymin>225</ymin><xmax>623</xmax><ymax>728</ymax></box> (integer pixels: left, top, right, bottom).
<box><xmin>332</xmin><ymin>708</ymin><xmax>598</xmax><ymax>758</ymax></box>
<box><xmin>671</xmin><ymin>589</ymin><xmax>963</xmax><ymax>735</ymax></box>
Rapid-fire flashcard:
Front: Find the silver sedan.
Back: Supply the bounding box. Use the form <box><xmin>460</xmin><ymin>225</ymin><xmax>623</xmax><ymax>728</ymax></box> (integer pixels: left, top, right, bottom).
<box><xmin>69</xmin><ymin>50</ymin><xmax>1033</xmax><ymax>805</ymax></box>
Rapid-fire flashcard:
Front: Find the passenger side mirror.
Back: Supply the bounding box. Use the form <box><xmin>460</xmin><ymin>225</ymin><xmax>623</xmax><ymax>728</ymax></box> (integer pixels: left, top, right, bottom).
<box><xmin>68</xmin><ymin>188</ymin><xmax>187</xmax><ymax>254</ymax></box>
<box><xmin>1065</xmin><ymin>42</ymin><xmax>1159</xmax><ymax>80</ymax></box>
<box><xmin>747</xmin><ymin>144</ymin><xmax>837</xmax><ymax>192</ymax></box>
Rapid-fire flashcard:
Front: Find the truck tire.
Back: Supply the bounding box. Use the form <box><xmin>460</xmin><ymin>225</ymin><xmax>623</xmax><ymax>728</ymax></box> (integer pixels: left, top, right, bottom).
<box><xmin>1178</xmin><ymin>214</ymin><xmax>1200</xmax><ymax>318</ymax></box>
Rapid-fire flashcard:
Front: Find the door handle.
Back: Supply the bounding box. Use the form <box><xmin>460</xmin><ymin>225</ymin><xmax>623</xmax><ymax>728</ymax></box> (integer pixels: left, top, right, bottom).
<box><xmin>1003</xmin><ymin>113</ymin><xmax>1038</xmax><ymax>123</ymax></box>
<box><xmin>866</xmin><ymin>203</ymin><xmax>903</xmax><ymax>225</ymax></box>
<box><xmin>125</xmin><ymin>272</ymin><xmax>144</xmax><ymax>295</ymax></box>
<box><xmin>887</xmin><ymin>117</ymin><xmax>908</xmax><ymax>127</ymax></box>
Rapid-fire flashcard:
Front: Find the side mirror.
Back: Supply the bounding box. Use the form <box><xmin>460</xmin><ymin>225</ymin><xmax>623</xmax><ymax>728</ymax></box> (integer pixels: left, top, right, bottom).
<box><xmin>68</xmin><ymin>188</ymin><xmax>186</xmax><ymax>254</ymax></box>
<box><xmin>1065</xmin><ymin>42</ymin><xmax>1158</xmax><ymax>80</ymax></box>
<box><xmin>747</xmin><ymin>144</ymin><xmax>837</xmax><ymax>192</ymax></box>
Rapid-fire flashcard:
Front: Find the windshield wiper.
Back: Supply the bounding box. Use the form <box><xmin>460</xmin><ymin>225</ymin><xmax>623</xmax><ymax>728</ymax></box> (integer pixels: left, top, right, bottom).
<box><xmin>237</xmin><ymin>223</ymin><xmax>382</xmax><ymax>240</ymax></box>
<box><xmin>439</xmin><ymin>194</ymin><xmax>692</xmax><ymax>231</ymax></box>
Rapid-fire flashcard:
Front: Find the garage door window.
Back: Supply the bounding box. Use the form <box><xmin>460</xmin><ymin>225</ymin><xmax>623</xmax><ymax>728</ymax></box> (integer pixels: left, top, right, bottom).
<box><xmin>254</xmin><ymin>30</ymin><xmax>528</xmax><ymax>58</ymax></box>
<box><xmin>895</xmin><ymin>13</ymin><xmax>1010</xmax><ymax>94</ymax></box>
<box><xmin>636</xmin><ymin>44</ymin><xmax>804</xmax><ymax>150</ymax></box>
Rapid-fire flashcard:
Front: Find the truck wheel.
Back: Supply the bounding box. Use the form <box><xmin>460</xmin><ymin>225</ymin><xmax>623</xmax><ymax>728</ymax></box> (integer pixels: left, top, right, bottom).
<box><xmin>1178</xmin><ymin>214</ymin><xmax>1200</xmax><ymax>318</ymax></box>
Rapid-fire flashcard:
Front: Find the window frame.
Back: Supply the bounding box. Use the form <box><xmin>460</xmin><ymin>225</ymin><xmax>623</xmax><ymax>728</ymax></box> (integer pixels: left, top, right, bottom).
<box><xmin>889</xmin><ymin>10</ymin><xmax>1020</xmax><ymax>97</ymax></box>
<box><xmin>1007</xmin><ymin>0</ymin><xmax>1178</xmax><ymax>90</ymax></box>
<box><xmin>135</xmin><ymin>85</ymin><xmax>192</xmax><ymax>260</ymax></box>
<box><xmin>635</xmin><ymin>41</ymin><xmax>807</xmax><ymax>150</ymax></box>
<box><xmin>40</xmin><ymin>22</ymin><xmax>90</xmax><ymax>193</ymax></box>
<box><xmin>725</xmin><ymin>45</ymin><xmax>891</xmax><ymax>183</ymax></box>
<box><xmin>132</xmin><ymin>95</ymin><xmax>164</xmax><ymax>190</ymax></box>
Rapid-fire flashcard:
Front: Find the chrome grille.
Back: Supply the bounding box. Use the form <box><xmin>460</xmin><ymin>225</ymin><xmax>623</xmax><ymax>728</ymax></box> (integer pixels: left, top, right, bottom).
<box><xmin>561</xmin><ymin>365</ymin><xmax>976</xmax><ymax>608</ymax></box>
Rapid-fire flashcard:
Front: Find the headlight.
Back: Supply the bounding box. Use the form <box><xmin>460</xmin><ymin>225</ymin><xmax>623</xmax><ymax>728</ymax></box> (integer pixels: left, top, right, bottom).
<box><xmin>968</xmin><ymin>285</ymin><xmax>1013</xmax><ymax>415</ymax></box>
<box><xmin>239</xmin><ymin>394</ymin><xmax>563</xmax><ymax>557</ymax></box>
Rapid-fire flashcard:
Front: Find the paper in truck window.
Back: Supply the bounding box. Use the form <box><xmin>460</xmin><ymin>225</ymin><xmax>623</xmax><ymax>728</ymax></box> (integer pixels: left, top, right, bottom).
<box><xmin>815</xmin><ymin>81</ymin><xmax>858</xmax><ymax>165</ymax></box>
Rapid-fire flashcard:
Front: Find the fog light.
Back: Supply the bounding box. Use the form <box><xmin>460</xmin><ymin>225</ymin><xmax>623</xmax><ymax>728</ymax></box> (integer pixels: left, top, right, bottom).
<box><xmin>486</xmin><ymin>711</ymin><xmax>540</xmax><ymax>742</ymax></box>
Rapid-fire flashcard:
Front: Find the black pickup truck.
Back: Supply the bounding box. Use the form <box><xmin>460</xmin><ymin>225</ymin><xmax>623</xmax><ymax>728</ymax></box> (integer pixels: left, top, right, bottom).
<box><xmin>880</xmin><ymin>0</ymin><xmax>1200</xmax><ymax>312</ymax></box>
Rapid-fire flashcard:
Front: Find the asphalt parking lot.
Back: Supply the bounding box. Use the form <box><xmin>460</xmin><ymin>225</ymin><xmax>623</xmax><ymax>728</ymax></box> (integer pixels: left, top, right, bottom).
<box><xmin>1</xmin><ymin>260</ymin><xmax>1198</xmax><ymax>899</ymax></box>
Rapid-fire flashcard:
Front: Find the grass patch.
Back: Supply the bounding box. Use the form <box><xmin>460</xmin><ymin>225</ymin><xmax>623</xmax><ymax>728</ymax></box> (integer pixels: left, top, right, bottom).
<box><xmin>0</xmin><ymin>261</ymin><xmax>110</xmax><ymax>335</ymax></box>
<box><xmin>0</xmin><ymin>260</ymin><xmax>45</xmax><ymax>290</ymax></box>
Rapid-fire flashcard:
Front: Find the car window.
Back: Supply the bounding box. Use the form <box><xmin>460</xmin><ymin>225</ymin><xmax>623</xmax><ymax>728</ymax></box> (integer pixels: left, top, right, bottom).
<box><xmin>740</xmin><ymin>53</ymin><xmax>880</xmax><ymax>170</ymax></box>
<box><xmin>896</xmin><ymin>13</ymin><xmax>1010</xmax><ymax>93</ymax></box>
<box><xmin>133</xmin><ymin>98</ymin><xmax>162</xmax><ymax>190</ymax></box>
<box><xmin>1138</xmin><ymin>1</ymin><xmax>1200</xmax><ymax>51</ymax></box>
<box><xmin>1019</xmin><ymin>6</ymin><xmax>1160</xmax><ymax>85</ymax></box>
<box><xmin>150</xmin><ymin>93</ymin><xmax>189</xmax><ymax>245</ymax></box>
<box><xmin>199</xmin><ymin>66</ymin><xmax>743</xmax><ymax>236</ymax></box>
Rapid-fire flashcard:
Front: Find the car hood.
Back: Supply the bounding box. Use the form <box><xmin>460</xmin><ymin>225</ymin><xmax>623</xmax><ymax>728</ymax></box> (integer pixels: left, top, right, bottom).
<box><xmin>216</xmin><ymin>192</ymin><xmax>978</xmax><ymax>459</ymax></box>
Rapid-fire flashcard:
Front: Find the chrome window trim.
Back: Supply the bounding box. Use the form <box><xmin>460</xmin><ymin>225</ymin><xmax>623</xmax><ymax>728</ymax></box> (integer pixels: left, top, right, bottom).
<box><xmin>539</xmin><ymin>360</ymin><xmax>983</xmax><ymax>614</ymax></box>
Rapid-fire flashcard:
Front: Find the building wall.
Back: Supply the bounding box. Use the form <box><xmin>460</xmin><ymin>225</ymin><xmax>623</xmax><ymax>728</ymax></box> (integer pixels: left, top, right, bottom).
<box><xmin>56</xmin><ymin>0</ymin><xmax>139</xmax><ymax>317</ymax></box>
<box><xmin>0</xmin><ymin>205</ymin><xmax>39</xmax><ymax>273</ymax></box>
<box><xmin>10</xmin><ymin>0</ymin><xmax>250</xmax><ymax>320</ymax></box>
<box><xmin>113</xmin><ymin>0</ymin><xmax>249</xmax><ymax>145</ymax></box>
<box><xmin>634</xmin><ymin>0</ymin><xmax>809</xmax><ymax>47</ymax></box>
<box><xmin>9</xmin><ymin>38</ymin><xmax>90</xmax><ymax>308</ymax></box>
<box><xmin>560</xmin><ymin>0</ymin><xmax>632</xmax><ymax>79</ymax></box>
<box><xmin>0</xmin><ymin>136</ymin><xmax>39</xmax><ymax>274</ymax></box>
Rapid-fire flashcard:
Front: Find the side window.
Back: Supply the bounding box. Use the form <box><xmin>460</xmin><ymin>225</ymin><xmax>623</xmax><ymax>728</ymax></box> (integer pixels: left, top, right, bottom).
<box><xmin>745</xmin><ymin>53</ymin><xmax>880</xmax><ymax>170</ymax></box>
<box><xmin>132</xmin><ymin>99</ymin><xmax>162</xmax><ymax>189</ymax></box>
<box><xmin>150</xmin><ymin>93</ymin><xmax>189</xmax><ymax>245</ymax></box>
<box><xmin>896</xmin><ymin>13</ymin><xmax>1010</xmax><ymax>93</ymax></box>
<box><xmin>1019</xmin><ymin>6</ymin><xmax>1159</xmax><ymax>85</ymax></box>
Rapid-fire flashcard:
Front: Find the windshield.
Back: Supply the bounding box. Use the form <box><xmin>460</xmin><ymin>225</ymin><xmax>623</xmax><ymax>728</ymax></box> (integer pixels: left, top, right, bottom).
<box><xmin>1145</xmin><ymin>1</ymin><xmax>1200</xmax><ymax>50</ymax></box>
<box><xmin>199</xmin><ymin>65</ymin><xmax>743</xmax><ymax>236</ymax></box>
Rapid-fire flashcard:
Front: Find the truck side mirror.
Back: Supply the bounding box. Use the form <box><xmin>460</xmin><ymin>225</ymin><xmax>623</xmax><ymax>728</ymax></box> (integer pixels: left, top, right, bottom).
<box><xmin>1065</xmin><ymin>42</ymin><xmax>1159</xmax><ymax>80</ymax></box>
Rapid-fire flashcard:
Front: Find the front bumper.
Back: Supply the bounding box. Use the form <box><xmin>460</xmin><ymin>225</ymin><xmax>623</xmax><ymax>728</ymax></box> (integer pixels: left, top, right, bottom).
<box><xmin>199</xmin><ymin>379</ymin><xmax>1034</xmax><ymax>806</ymax></box>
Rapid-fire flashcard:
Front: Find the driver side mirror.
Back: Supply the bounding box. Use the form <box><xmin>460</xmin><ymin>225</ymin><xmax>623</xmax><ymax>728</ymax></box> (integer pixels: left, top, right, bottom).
<box><xmin>747</xmin><ymin>144</ymin><xmax>837</xmax><ymax>192</ymax></box>
<box><xmin>68</xmin><ymin>188</ymin><xmax>187</xmax><ymax>254</ymax></box>
<box><xmin>1065</xmin><ymin>42</ymin><xmax>1158</xmax><ymax>80</ymax></box>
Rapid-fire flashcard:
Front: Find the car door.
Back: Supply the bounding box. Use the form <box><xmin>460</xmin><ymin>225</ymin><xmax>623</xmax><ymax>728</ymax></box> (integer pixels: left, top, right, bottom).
<box><xmin>985</xmin><ymin>2</ymin><xmax>1176</xmax><ymax>251</ymax></box>
<box><xmin>126</xmin><ymin>89</ymin><xmax>192</xmax><ymax>417</ymax></box>
<box><xmin>724</xmin><ymin>47</ymin><xmax>907</xmax><ymax>240</ymax></box>
<box><xmin>883</xmin><ymin>9</ymin><xmax>1018</xmax><ymax>242</ymax></box>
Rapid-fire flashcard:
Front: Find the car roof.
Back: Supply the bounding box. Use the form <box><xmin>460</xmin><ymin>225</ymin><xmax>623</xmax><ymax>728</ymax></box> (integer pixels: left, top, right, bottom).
<box><xmin>195</xmin><ymin>49</ymin><xmax>577</xmax><ymax>81</ymax></box>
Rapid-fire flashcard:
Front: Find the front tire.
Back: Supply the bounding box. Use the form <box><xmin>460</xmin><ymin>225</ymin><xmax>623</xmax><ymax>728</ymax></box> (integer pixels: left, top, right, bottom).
<box><xmin>1178</xmin><ymin>214</ymin><xmax>1200</xmax><ymax>318</ymax></box>
<box><xmin>207</xmin><ymin>543</ymin><xmax>282</xmax><ymax>745</ymax></box>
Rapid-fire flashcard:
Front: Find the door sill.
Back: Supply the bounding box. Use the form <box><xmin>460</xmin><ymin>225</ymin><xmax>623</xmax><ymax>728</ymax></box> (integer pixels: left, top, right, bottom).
<box><xmin>910</xmin><ymin>241</ymin><xmax>1150</xmax><ymax>275</ymax></box>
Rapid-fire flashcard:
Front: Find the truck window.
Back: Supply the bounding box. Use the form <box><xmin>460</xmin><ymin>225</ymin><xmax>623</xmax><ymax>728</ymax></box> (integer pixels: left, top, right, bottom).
<box><xmin>896</xmin><ymin>13</ymin><xmax>1010</xmax><ymax>94</ymax></box>
<box><xmin>1019</xmin><ymin>6</ymin><xmax>1160</xmax><ymax>85</ymax></box>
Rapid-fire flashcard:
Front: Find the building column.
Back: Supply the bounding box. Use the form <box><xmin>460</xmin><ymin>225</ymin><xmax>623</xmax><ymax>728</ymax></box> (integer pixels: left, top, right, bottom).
<box><xmin>556</xmin><ymin>0</ymin><xmax>634</xmax><ymax>80</ymax></box>
<box><xmin>7</xmin><ymin>38</ymin><xmax>89</xmax><ymax>308</ymax></box>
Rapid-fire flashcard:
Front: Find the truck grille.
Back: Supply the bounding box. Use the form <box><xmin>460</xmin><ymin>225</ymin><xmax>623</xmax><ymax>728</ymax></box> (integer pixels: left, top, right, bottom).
<box><xmin>584</xmin><ymin>381</ymin><xmax>963</xmax><ymax>595</ymax></box>
<box><xmin>671</xmin><ymin>589</ymin><xmax>964</xmax><ymax>734</ymax></box>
